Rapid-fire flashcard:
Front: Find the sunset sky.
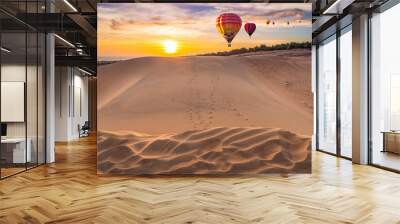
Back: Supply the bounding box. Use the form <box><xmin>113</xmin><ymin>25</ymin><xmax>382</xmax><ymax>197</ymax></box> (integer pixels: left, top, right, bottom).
<box><xmin>98</xmin><ymin>3</ymin><xmax>312</xmax><ymax>61</ymax></box>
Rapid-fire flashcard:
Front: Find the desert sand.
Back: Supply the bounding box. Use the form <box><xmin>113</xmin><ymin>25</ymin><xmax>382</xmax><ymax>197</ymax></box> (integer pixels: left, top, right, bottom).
<box><xmin>98</xmin><ymin>49</ymin><xmax>312</xmax><ymax>174</ymax></box>
<box><xmin>98</xmin><ymin>127</ymin><xmax>311</xmax><ymax>174</ymax></box>
<box><xmin>98</xmin><ymin>49</ymin><xmax>312</xmax><ymax>135</ymax></box>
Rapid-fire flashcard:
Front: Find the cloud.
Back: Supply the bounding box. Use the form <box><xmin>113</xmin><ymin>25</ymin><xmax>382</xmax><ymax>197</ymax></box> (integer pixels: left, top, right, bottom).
<box><xmin>265</xmin><ymin>8</ymin><xmax>307</xmax><ymax>20</ymax></box>
<box><xmin>110</xmin><ymin>19</ymin><xmax>121</xmax><ymax>30</ymax></box>
<box><xmin>105</xmin><ymin>16</ymin><xmax>198</xmax><ymax>32</ymax></box>
<box><xmin>151</xmin><ymin>16</ymin><xmax>162</xmax><ymax>21</ymax></box>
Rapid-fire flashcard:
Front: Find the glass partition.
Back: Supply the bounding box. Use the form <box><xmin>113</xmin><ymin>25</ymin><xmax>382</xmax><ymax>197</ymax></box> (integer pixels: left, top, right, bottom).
<box><xmin>38</xmin><ymin>32</ymin><xmax>45</xmax><ymax>165</ymax></box>
<box><xmin>339</xmin><ymin>26</ymin><xmax>352</xmax><ymax>158</ymax></box>
<box><xmin>317</xmin><ymin>35</ymin><xmax>337</xmax><ymax>154</ymax></box>
<box><xmin>0</xmin><ymin>2</ymin><xmax>46</xmax><ymax>179</ymax></box>
<box><xmin>27</xmin><ymin>30</ymin><xmax>38</xmax><ymax>169</ymax></box>
<box><xmin>1</xmin><ymin>31</ymin><xmax>28</xmax><ymax>177</ymax></box>
<box><xmin>370</xmin><ymin>3</ymin><xmax>400</xmax><ymax>171</ymax></box>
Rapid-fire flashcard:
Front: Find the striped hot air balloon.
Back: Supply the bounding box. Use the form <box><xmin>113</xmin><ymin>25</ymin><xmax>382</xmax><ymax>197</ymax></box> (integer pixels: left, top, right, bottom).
<box><xmin>244</xmin><ymin>23</ymin><xmax>256</xmax><ymax>38</ymax></box>
<box><xmin>216</xmin><ymin>13</ymin><xmax>242</xmax><ymax>47</ymax></box>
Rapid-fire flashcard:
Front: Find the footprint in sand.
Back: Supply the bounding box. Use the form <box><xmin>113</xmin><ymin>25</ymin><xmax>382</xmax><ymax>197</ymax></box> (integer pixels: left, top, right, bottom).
<box><xmin>224</xmin><ymin>98</ymin><xmax>251</xmax><ymax>123</ymax></box>
<box><xmin>187</xmin><ymin>74</ymin><xmax>203</xmax><ymax>129</ymax></box>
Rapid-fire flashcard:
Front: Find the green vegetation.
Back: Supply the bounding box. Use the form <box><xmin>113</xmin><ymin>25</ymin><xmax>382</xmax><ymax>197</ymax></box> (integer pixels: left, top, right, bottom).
<box><xmin>98</xmin><ymin>60</ymin><xmax>122</xmax><ymax>66</ymax></box>
<box><xmin>198</xmin><ymin>42</ymin><xmax>311</xmax><ymax>56</ymax></box>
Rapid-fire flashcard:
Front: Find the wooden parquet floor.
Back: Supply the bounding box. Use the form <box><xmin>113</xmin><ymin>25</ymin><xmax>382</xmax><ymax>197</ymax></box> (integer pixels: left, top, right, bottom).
<box><xmin>1</xmin><ymin>135</ymin><xmax>400</xmax><ymax>224</ymax></box>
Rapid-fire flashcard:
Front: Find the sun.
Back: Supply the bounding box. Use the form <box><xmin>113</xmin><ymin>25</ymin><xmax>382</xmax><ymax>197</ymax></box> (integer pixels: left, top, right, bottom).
<box><xmin>162</xmin><ymin>40</ymin><xmax>178</xmax><ymax>54</ymax></box>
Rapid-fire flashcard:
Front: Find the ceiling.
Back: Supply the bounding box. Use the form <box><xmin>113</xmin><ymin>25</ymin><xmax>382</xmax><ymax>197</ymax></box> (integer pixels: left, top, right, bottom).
<box><xmin>0</xmin><ymin>0</ymin><xmax>97</xmax><ymax>74</ymax></box>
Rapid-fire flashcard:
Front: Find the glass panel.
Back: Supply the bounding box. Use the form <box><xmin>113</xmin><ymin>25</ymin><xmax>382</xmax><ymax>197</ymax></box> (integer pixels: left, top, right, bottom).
<box><xmin>1</xmin><ymin>30</ymin><xmax>27</xmax><ymax>177</ymax></box>
<box><xmin>339</xmin><ymin>28</ymin><xmax>352</xmax><ymax>158</ymax></box>
<box><xmin>371</xmin><ymin>4</ymin><xmax>400</xmax><ymax>171</ymax></box>
<box><xmin>317</xmin><ymin>36</ymin><xmax>337</xmax><ymax>154</ymax></box>
<box><xmin>0</xmin><ymin>1</ymin><xmax>46</xmax><ymax>178</ymax></box>
<box><xmin>38</xmin><ymin>32</ymin><xmax>45</xmax><ymax>165</ymax></box>
<box><xmin>26</xmin><ymin>0</ymin><xmax>39</xmax><ymax>169</ymax></box>
<box><xmin>27</xmin><ymin>30</ymin><xmax>38</xmax><ymax>169</ymax></box>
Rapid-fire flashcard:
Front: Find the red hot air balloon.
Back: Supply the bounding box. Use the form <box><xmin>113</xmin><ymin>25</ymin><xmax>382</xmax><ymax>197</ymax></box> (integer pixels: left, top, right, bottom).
<box><xmin>216</xmin><ymin>13</ymin><xmax>242</xmax><ymax>47</ymax></box>
<box><xmin>244</xmin><ymin>23</ymin><xmax>256</xmax><ymax>38</ymax></box>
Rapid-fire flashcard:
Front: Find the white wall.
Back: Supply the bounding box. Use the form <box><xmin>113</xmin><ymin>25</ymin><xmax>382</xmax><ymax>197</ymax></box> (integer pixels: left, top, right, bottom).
<box><xmin>72</xmin><ymin>73</ymin><xmax>89</xmax><ymax>138</ymax></box>
<box><xmin>55</xmin><ymin>67</ymin><xmax>89</xmax><ymax>141</ymax></box>
<box><xmin>55</xmin><ymin>66</ymin><xmax>70</xmax><ymax>141</ymax></box>
<box><xmin>1</xmin><ymin>64</ymin><xmax>36</xmax><ymax>137</ymax></box>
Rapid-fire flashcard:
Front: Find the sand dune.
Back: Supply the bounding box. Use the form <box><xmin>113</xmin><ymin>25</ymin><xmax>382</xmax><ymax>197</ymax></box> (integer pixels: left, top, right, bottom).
<box><xmin>98</xmin><ymin>49</ymin><xmax>312</xmax><ymax>174</ymax></box>
<box><xmin>98</xmin><ymin>49</ymin><xmax>312</xmax><ymax>136</ymax></box>
<box><xmin>97</xmin><ymin>127</ymin><xmax>311</xmax><ymax>174</ymax></box>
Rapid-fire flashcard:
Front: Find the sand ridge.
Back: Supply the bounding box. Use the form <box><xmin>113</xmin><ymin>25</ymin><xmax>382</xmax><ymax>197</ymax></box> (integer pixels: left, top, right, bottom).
<box><xmin>98</xmin><ymin>127</ymin><xmax>311</xmax><ymax>174</ymax></box>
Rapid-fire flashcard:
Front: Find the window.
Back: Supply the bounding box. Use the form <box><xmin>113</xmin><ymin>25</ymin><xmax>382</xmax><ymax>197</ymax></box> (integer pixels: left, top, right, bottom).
<box><xmin>370</xmin><ymin>3</ymin><xmax>400</xmax><ymax>171</ymax></box>
<box><xmin>317</xmin><ymin>35</ymin><xmax>337</xmax><ymax>154</ymax></box>
<box><xmin>339</xmin><ymin>27</ymin><xmax>352</xmax><ymax>158</ymax></box>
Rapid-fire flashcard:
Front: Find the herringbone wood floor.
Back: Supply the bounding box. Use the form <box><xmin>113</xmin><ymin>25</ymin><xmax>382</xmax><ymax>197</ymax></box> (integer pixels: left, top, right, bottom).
<box><xmin>1</xmin><ymin>135</ymin><xmax>400</xmax><ymax>224</ymax></box>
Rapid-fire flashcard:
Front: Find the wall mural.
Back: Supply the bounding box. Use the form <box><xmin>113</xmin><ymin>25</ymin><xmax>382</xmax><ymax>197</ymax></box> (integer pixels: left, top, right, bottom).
<box><xmin>97</xmin><ymin>3</ymin><xmax>313</xmax><ymax>175</ymax></box>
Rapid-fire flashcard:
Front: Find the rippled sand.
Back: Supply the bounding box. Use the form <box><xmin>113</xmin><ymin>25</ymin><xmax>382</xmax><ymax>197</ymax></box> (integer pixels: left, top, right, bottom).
<box><xmin>98</xmin><ymin>127</ymin><xmax>311</xmax><ymax>174</ymax></box>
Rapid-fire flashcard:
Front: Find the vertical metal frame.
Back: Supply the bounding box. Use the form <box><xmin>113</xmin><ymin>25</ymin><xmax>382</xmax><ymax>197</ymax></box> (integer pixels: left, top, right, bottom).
<box><xmin>72</xmin><ymin>68</ymin><xmax>75</xmax><ymax>118</ymax></box>
<box><xmin>69</xmin><ymin>71</ymin><xmax>71</xmax><ymax>117</ymax></box>
<box><xmin>36</xmin><ymin>0</ymin><xmax>39</xmax><ymax>168</ymax></box>
<box><xmin>0</xmin><ymin>19</ymin><xmax>2</xmax><ymax>179</ymax></box>
<box><xmin>367</xmin><ymin>11</ymin><xmax>373</xmax><ymax>165</ymax></box>
<box><xmin>24</xmin><ymin>0</ymin><xmax>28</xmax><ymax>171</ymax></box>
<box><xmin>44</xmin><ymin>0</ymin><xmax>48</xmax><ymax>164</ymax></box>
<box><xmin>315</xmin><ymin>45</ymin><xmax>320</xmax><ymax>151</ymax></box>
<box><xmin>336</xmin><ymin>26</ymin><xmax>341</xmax><ymax>157</ymax></box>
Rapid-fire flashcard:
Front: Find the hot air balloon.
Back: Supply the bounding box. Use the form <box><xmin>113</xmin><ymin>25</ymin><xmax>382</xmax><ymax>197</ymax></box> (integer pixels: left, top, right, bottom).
<box><xmin>266</xmin><ymin>19</ymin><xmax>271</xmax><ymax>25</ymax></box>
<box><xmin>216</xmin><ymin>13</ymin><xmax>242</xmax><ymax>47</ymax></box>
<box><xmin>244</xmin><ymin>23</ymin><xmax>256</xmax><ymax>38</ymax></box>
<box><xmin>287</xmin><ymin>21</ymin><xmax>290</xmax><ymax>26</ymax></box>
<box><xmin>272</xmin><ymin>21</ymin><xmax>275</xmax><ymax>25</ymax></box>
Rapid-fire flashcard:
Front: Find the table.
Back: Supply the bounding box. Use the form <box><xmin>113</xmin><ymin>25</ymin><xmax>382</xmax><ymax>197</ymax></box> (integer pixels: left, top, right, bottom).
<box><xmin>382</xmin><ymin>131</ymin><xmax>400</xmax><ymax>154</ymax></box>
<box><xmin>1</xmin><ymin>138</ymin><xmax>31</xmax><ymax>164</ymax></box>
